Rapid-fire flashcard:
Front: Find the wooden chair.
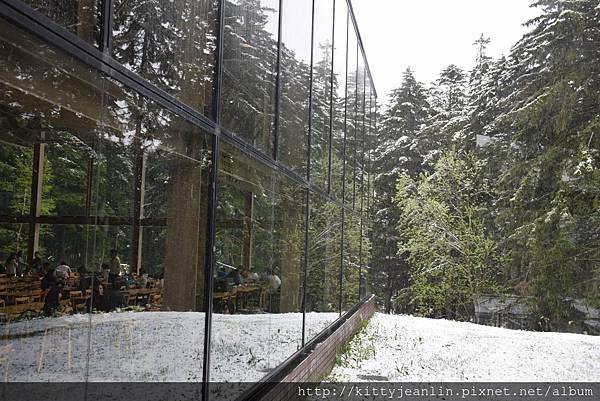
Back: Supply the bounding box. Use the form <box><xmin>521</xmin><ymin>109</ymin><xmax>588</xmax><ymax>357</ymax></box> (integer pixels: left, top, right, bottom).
<box><xmin>84</xmin><ymin>288</ymin><xmax>92</xmax><ymax>297</ymax></box>
<box><xmin>57</xmin><ymin>299</ymin><xmax>73</xmax><ymax>315</ymax></box>
<box><xmin>69</xmin><ymin>290</ymin><xmax>82</xmax><ymax>298</ymax></box>
<box><xmin>73</xmin><ymin>298</ymin><xmax>88</xmax><ymax>314</ymax></box>
<box><xmin>147</xmin><ymin>293</ymin><xmax>162</xmax><ymax>311</ymax></box>
<box><xmin>126</xmin><ymin>290</ymin><xmax>138</xmax><ymax>306</ymax></box>
<box><xmin>30</xmin><ymin>291</ymin><xmax>43</xmax><ymax>303</ymax></box>
<box><xmin>15</xmin><ymin>296</ymin><xmax>30</xmax><ymax>305</ymax></box>
<box><xmin>259</xmin><ymin>286</ymin><xmax>269</xmax><ymax>310</ymax></box>
<box><xmin>0</xmin><ymin>298</ymin><xmax>5</xmax><ymax>309</ymax></box>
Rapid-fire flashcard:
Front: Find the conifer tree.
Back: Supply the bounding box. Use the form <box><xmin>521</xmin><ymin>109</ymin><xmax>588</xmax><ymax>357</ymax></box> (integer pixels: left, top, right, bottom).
<box><xmin>370</xmin><ymin>68</ymin><xmax>430</xmax><ymax>312</ymax></box>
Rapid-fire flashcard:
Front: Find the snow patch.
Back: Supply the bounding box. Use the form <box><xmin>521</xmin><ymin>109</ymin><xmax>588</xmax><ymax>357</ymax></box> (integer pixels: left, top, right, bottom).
<box><xmin>327</xmin><ymin>313</ymin><xmax>600</xmax><ymax>382</ymax></box>
<box><xmin>1</xmin><ymin>311</ymin><xmax>338</xmax><ymax>382</ymax></box>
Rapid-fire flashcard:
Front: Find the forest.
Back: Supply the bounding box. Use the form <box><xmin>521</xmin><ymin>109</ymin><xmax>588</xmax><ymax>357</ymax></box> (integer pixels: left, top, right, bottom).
<box><xmin>369</xmin><ymin>0</ymin><xmax>600</xmax><ymax>331</ymax></box>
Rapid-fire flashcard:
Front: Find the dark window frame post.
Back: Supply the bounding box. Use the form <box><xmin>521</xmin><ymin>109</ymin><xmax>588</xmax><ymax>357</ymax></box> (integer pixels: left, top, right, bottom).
<box><xmin>202</xmin><ymin>0</ymin><xmax>225</xmax><ymax>395</ymax></box>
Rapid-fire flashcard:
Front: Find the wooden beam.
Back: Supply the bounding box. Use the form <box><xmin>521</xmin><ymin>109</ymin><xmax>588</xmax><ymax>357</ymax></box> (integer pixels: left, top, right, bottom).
<box><xmin>131</xmin><ymin>146</ymin><xmax>147</xmax><ymax>275</ymax></box>
<box><xmin>27</xmin><ymin>125</ymin><xmax>44</xmax><ymax>264</ymax></box>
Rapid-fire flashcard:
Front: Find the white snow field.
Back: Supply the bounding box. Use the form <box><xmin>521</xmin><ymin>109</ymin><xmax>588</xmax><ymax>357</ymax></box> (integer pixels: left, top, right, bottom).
<box><xmin>0</xmin><ymin>311</ymin><xmax>338</xmax><ymax>382</ymax></box>
<box><xmin>327</xmin><ymin>313</ymin><xmax>600</xmax><ymax>382</ymax></box>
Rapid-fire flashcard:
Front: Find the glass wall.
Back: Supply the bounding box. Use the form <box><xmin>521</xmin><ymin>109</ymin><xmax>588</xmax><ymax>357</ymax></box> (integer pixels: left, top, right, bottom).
<box><xmin>0</xmin><ymin>0</ymin><xmax>377</xmax><ymax>393</ymax></box>
<box><xmin>355</xmin><ymin>56</ymin><xmax>365</xmax><ymax>211</ymax></box>
<box><xmin>112</xmin><ymin>0</ymin><xmax>217</xmax><ymax>118</ymax></box>
<box><xmin>22</xmin><ymin>0</ymin><xmax>100</xmax><ymax>45</ymax></box>
<box><xmin>331</xmin><ymin>0</ymin><xmax>347</xmax><ymax>201</ymax></box>
<box><xmin>87</xmin><ymin>98</ymin><xmax>212</xmax><ymax>381</ymax></box>
<box><xmin>342</xmin><ymin>214</ymin><xmax>360</xmax><ymax>312</ymax></box>
<box><xmin>344</xmin><ymin>23</ymin><xmax>357</xmax><ymax>207</ymax></box>
<box><xmin>306</xmin><ymin>193</ymin><xmax>342</xmax><ymax>340</ymax></box>
<box><xmin>310</xmin><ymin>0</ymin><xmax>334</xmax><ymax>189</ymax></box>
<box><xmin>278</xmin><ymin>0</ymin><xmax>312</xmax><ymax>176</ymax></box>
<box><xmin>220</xmin><ymin>0</ymin><xmax>280</xmax><ymax>154</ymax></box>
<box><xmin>211</xmin><ymin>142</ymin><xmax>304</xmax><ymax>384</ymax></box>
<box><xmin>0</xmin><ymin>17</ymin><xmax>210</xmax><ymax>382</ymax></box>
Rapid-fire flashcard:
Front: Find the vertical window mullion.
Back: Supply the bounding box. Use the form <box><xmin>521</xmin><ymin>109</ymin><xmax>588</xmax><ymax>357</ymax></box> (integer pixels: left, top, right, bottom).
<box><xmin>202</xmin><ymin>0</ymin><xmax>225</xmax><ymax>396</ymax></box>
<box><xmin>99</xmin><ymin>0</ymin><xmax>113</xmax><ymax>53</ymax></box>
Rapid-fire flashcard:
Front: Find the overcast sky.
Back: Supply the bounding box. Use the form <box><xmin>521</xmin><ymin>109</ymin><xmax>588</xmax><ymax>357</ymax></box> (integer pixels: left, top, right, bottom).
<box><xmin>351</xmin><ymin>0</ymin><xmax>542</xmax><ymax>105</ymax></box>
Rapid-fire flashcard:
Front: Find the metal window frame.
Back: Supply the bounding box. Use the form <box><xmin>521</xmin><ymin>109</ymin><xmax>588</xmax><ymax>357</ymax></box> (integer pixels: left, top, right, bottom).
<box><xmin>338</xmin><ymin>5</ymin><xmax>350</xmax><ymax>316</ymax></box>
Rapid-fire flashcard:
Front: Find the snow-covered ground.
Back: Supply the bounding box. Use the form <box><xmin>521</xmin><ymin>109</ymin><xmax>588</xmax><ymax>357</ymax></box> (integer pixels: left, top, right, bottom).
<box><xmin>0</xmin><ymin>311</ymin><xmax>338</xmax><ymax>382</ymax></box>
<box><xmin>327</xmin><ymin>313</ymin><xmax>600</xmax><ymax>382</ymax></box>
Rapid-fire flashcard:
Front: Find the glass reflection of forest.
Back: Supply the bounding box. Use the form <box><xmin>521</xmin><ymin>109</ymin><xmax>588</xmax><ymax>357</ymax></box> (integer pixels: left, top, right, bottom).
<box><xmin>0</xmin><ymin>0</ymin><xmax>374</xmax><ymax>384</ymax></box>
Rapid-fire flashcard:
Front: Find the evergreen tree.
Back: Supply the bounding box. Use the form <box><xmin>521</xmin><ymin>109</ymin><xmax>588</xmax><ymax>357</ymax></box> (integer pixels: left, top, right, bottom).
<box><xmin>420</xmin><ymin>65</ymin><xmax>468</xmax><ymax>163</ymax></box>
<box><xmin>370</xmin><ymin>68</ymin><xmax>430</xmax><ymax>312</ymax></box>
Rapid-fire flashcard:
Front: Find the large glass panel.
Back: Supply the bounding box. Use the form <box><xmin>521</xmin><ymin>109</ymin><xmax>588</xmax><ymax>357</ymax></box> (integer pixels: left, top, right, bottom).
<box><xmin>311</xmin><ymin>0</ymin><xmax>334</xmax><ymax>190</ymax></box>
<box><xmin>344</xmin><ymin>28</ymin><xmax>357</xmax><ymax>207</ymax></box>
<box><xmin>342</xmin><ymin>214</ymin><xmax>360</xmax><ymax>312</ymax></box>
<box><xmin>278</xmin><ymin>0</ymin><xmax>312</xmax><ymax>176</ymax></box>
<box><xmin>360</xmin><ymin>216</ymin><xmax>372</xmax><ymax>300</ymax></box>
<box><xmin>38</xmin><ymin>224</ymin><xmax>93</xmax><ymax>270</ymax></box>
<box><xmin>306</xmin><ymin>194</ymin><xmax>341</xmax><ymax>341</ymax></box>
<box><xmin>88</xmin><ymin>96</ymin><xmax>211</xmax><ymax>382</ymax></box>
<box><xmin>22</xmin><ymin>0</ymin><xmax>100</xmax><ymax>46</ymax></box>
<box><xmin>212</xmin><ymin>142</ymin><xmax>305</xmax><ymax>386</ymax></box>
<box><xmin>0</xmin><ymin>18</ymin><xmax>102</xmax><ymax>381</ymax></box>
<box><xmin>221</xmin><ymin>0</ymin><xmax>280</xmax><ymax>154</ymax></box>
<box><xmin>112</xmin><ymin>0</ymin><xmax>216</xmax><ymax>117</ymax></box>
<box><xmin>354</xmin><ymin>58</ymin><xmax>366</xmax><ymax>211</ymax></box>
<box><xmin>0</xmin><ymin>16</ymin><xmax>209</xmax><ymax>383</ymax></box>
<box><xmin>42</xmin><ymin>140</ymin><xmax>91</xmax><ymax>217</ymax></box>
<box><xmin>367</xmin><ymin>90</ymin><xmax>376</xmax><ymax>215</ymax></box>
<box><xmin>0</xmin><ymin>224</ymin><xmax>28</xmax><ymax>265</ymax></box>
<box><xmin>363</xmin><ymin>81</ymin><xmax>372</xmax><ymax>214</ymax></box>
<box><xmin>331</xmin><ymin>0</ymin><xmax>347</xmax><ymax>201</ymax></box>
<box><xmin>0</xmin><ymin>134</ymin><xmax>32</xmax><ymax>218</ymax></box>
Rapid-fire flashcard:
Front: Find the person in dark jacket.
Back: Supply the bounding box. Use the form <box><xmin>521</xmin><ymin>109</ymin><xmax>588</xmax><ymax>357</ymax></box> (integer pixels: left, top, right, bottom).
<box><xmin>41</xmin><ymin>268</ymin><xmax>62</xmax><ymax>316</ymax></box>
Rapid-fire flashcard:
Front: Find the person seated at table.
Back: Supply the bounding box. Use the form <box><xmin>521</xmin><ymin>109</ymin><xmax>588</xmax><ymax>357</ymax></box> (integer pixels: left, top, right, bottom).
<box><xmin>41</xmin><ymin>267</ymin><xmax>62</xmax><ymax>317</ymax></box>
<box><xmin>55</xmin><ymin>261</ymin><xmax>72</xmax><ymax>280</ymax></box>
<box><xmin>121</xmin><ymin>274</ymin><xmax>136</xmax><ymax>288</ymax></box>
<box><xmin>86</xmin><ymin>280</ymin><xmax>109</xmax><ymax>312</ymax></box>
<box><xmin>5</xmin><ymin>253</ymin><xmax>17</xmax><ymax>276</ymax></box>
<box><xmin>263</xmin><ymin>273</ymin><xmax>281</xmax><ymax>293</ymax></box>
<box><xmin>99</xmin><ymin>263</ymin><xmax>110</xmax><ymax>282</ymax></box>
<box><xmin>136</xmin><ymin>267</ymin><xmax>149</xmax><ymax>288</ymax></box>
<box><xmin>22</xmin><ymin>265</ymin><xmax>36</xmax><ymax>277</ymax></box>
<box><xmin>227</xmin><ymin>266</ymin><xmax>252</xmax><ymax>285</ymax></box>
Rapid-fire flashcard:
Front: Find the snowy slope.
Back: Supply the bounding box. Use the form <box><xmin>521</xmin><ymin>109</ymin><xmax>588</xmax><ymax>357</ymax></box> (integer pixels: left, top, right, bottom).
<box><xmin>328</xmin><ymin>313</ymin><xmax>600</xmax><ymax>382</ymax></box>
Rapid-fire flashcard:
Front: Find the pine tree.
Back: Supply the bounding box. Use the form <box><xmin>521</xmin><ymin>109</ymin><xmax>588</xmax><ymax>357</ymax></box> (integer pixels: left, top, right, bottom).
<box><xmin>420</xmin><ymin>65</ymin><xmax>468</xmax><ymax>163</ymax></box>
